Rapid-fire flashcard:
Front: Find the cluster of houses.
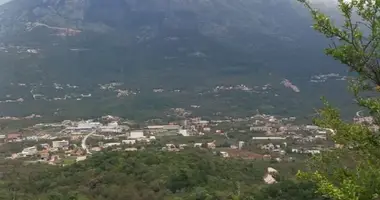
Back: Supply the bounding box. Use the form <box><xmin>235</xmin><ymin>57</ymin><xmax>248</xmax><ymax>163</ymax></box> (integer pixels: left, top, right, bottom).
<box><xmin>0</xmin><ymin>112</ymin><xmax>340</xmax><ymax>167</ymax></box>
<box><xmin>7</xmin><ymin>139</ymin><xmax>82</xmax><ymax>164</ymax></box>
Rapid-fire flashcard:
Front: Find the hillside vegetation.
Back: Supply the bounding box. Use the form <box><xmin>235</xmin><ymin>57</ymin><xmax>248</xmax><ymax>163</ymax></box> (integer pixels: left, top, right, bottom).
<box><xmin>0</xmin><ymin>150</ymin><xmax>326</xmax><ymax>200</ymax></box>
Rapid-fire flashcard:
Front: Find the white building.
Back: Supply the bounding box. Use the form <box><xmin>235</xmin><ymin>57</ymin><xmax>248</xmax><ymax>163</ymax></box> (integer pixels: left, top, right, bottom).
<box><xmin>67</xmin><ymin>121</ymin><xmax>101</xmax><ymax>130</ymax></box>
<box><xmin>315</xmin><ymin>135</ymin><xmax>327</xmax><ymax>140</ymax></box>
<box><xmin>179</xmin><ymin>129</ymin><xmax>189</xmax><ymax>136</ymax></box>
<box><xmin>147</xmin><ymin>125</ymin><xmax>164</xmax><ymax>130</ymax></box>
<box><xmin>100</xmin><ymin>121</ymin><xmax>123</xmax><ymax>133</ymax></box>
<box><xmin>252</xmin><ymin>137</ymin><xmax>286</xmax><ymax>140</ymax></box>
<box><xmin>128</xmin><ymin>130</ymin><xmax>144</xmax><ymax>139</ymax></box>
<box><xmin>125</xmin><ymin>148</ymin><xmax>138</xmax><ymax>151</ymax></box>
<box><xmin>76</xmin><ymin>156</ymin><xmax>87</xmax><ymax>162</ymax></box>
<box><xmin>103</xmin><ymin>143</ymin><xmax>121</xmax><ymax>148</ymax></box>
<box><xmin>122</xmin><ymin>140</ymin><xmax>136</xmax><ymax>145</ymax></box>
<box><xmin>21</xmin><ymin>146</ymin><xmax>37</xmax><ymax>156</ymax></box>
<box><xmin>52</xmin><ymin>140</ymin><xmax>69</xmax><ymax>148</ymax></box>
<box><xmin>203</xmin><ymin>127</ymin><xmax>211</xmax><ymax>132</ymax></box>
<box><xmin>305</xmin><ymin>125</ymin><xmax>319</xmax><ymax>130</ymax></box>
<box><xmin>250</xmin><ymin>126</ymin><xmax>270</xmax><ymax>132</ymax></box>
<box><xmin>194</xmin><ymin>143</ymin><xmax>202</xmax><ymax>148</ymax></box>
<box><xmin>305</xmin><ymin>150</ymin><xmax>321</xmax><ymax>155</ymax></box>
<box><xmin>220</xmin><ymin>151</ymin><xmax>229</xmax><ymax>158</ymax></box>
<box><xmin>238</xmin><ymin>141</ymin><xmax>245</xmax><ymax>150</ymax></box>
<box><xmin>146</xmin><ymin>125</ymin><xmax>180</xmax><ymax>131</ymax></box>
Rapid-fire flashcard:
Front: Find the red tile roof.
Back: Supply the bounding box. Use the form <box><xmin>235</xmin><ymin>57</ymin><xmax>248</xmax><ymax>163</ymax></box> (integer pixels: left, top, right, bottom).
<box><xmin>7</xmin><ymin>133</ymin><xmax>21</xmax><ymax>139</ymax></box>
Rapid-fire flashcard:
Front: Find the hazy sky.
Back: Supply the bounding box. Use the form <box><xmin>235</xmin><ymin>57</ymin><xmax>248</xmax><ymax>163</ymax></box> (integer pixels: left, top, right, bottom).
<box><xmin>0</xmin><ymin>0</ymin><xmax>11</xmax><ymax>5</ymax></box>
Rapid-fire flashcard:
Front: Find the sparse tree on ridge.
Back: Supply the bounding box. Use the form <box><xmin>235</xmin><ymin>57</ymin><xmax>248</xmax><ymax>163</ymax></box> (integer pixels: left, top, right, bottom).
<box><xmin>297</xmin><ymin>0</ymin><xmax>380</xmax><ymax>199</ymax></box>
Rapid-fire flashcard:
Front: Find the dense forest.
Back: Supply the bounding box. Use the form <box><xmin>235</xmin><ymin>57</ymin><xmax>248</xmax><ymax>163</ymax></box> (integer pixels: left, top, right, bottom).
<box><xmin>0</xmin><ymin>150</ymin><xmax>326</xmax><ymax>200</ymax></box>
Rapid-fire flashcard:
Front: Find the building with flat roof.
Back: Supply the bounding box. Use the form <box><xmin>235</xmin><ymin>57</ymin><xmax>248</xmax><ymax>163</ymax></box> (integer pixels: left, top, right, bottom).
<box><xmin>128</xmin><ymin>130</ymin><xmax>144</xmax><ymax>139</ymax></box>
<box><xmin>252</xmin><ymin>137</ymin><xmax>286</xmax><ymax>140</ymax></box>
<box><xmin>21</xmin><ymin>146</ymin><xmax>37</xmax><ymax>156</ymax></box>
<box><xmin>52</xmin><ymin>140</ymin><xmax>69</xmax><ymax>148</ymax></box>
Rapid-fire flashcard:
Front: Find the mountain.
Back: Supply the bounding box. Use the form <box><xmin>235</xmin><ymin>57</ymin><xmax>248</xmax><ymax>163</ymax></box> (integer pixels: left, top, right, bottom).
<box><xmin>0</xmin><ymin>0</ymin><xmax>354</xmax><ymax>119</ymax></box>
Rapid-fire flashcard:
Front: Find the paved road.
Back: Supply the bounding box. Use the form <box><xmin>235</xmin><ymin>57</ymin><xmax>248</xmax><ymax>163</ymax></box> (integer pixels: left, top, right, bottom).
<box><xmin>356</xmin><ymin>110</ymin><xmax>364</xmax><ymax>117</ymax></box>
<box><xmin>81</xmin><ymin>130</ymin><xmax>96</xmax><ymax>155</ymax></box>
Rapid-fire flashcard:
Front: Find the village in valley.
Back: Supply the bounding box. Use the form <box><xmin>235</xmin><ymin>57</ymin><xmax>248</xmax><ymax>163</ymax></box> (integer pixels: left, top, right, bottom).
<box><xmin>1</xmin><ymin>109</ymin><xmax>373</xmax><ymax>184</ymax></box>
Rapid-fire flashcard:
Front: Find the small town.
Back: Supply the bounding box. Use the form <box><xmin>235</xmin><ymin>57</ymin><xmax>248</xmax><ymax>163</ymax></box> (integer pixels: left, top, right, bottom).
<box><xmin>1</xmin><ymin>111</ymin><xmax>370</xmax><ymax>176</ymax></box>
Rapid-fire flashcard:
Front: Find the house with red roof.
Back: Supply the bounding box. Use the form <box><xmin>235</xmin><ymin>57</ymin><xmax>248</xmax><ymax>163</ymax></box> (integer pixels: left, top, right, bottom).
<box><xmin>6</xmin><ymin>133</ymin><xmax>22</xmax><ymax>143</ymax></box>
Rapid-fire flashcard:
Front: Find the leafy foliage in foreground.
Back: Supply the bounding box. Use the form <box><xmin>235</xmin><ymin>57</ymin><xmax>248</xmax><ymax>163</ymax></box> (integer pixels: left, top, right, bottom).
<box><xmin>298</xmin><ymin>0</ymin><xmax>380</xmax><ymax>199</ymax></box>
<box><xmin>0</xmin><ymin>150</ymin><xmax>325</xmax><ymax>200</ymax></box>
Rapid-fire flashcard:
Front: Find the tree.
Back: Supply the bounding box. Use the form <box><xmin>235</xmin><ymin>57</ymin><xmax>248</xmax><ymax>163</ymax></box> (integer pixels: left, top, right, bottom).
<box><xmin>297</xmin><ymin>0</ymin><xmax>380</xmax><ymax>200</ymax></box>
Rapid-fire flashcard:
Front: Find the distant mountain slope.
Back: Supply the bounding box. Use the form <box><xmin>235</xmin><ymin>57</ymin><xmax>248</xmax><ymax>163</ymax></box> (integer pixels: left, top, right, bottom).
<box><xmin>0</xmin><ymin>0</ymin><xmax>336</xmax><ymax>73</ymax></box>
<box><xmin>0</xmin><ymin>0</ymin><xmax>353</xmax><ymax>119</ymax></box>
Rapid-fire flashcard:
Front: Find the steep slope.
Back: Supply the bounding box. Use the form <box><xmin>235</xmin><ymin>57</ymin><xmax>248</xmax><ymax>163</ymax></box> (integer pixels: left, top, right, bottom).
<box><xmin>0</xmin><ymin>150</ymin><xmax>324</xmax><ymax>200</ymax></box>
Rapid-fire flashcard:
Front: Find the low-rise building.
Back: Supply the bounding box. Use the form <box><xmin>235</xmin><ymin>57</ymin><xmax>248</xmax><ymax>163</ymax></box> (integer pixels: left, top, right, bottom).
<box><xmin>91</xmin><ymin>147</ymin><xmax>102</xmax><ymax>152</ymax></box>
<box><xmin>179</xmin><ymin>129</ymin><xmax>189</xmax><ymax>136</ymax></box>
<box><xmin>146</xmin><ymin>125</ymin><xmax>180</xmax><ymax>133</ymax></box>
<box><xmin>103</xmin><ymin>142</ymin><xmax>121</xmax><ymax>148</ymax></box>
<box><xmin>128</xmin><ymin>130</ymin><xmax>144</xmax><ymax>139</ymax></box>
<box><xmin>76</xmin><ymin>156</ymin><xmax>87</xmax><ymax>162</ymax></box>
<box><xmin>7</xmin><ymin>133</ymin><xmax>22</xmax><ymax>142</ymax></box>
<box><xmin>203</xmin><ymin>127</ymin><xmax>211</xmax><ymax>132</ymax></box>
<box><xmin>194</xmin><ymin>143</ymin><xmax>202</xmax><ymax>148</ymax></box>
<box><xmin>252</xmin><ymin>137</ymin><xmax>286</xmax><ymax>140</ymax></box>
<box><xmin>100</xmin><ymin>121</ymin><xmax>123</xmax><ymax>133</ymax></box>
<box><xmin>0</xmin><ymin>135</ymin><xmax>6</xmax><ymax>142</ymax></box>
<box><xmin>315</xmin><ymin>135</ymin><xmax>327</xmax><ymax>140</ymax></box>
<box><xmin>21</xmin><ymin>146</ymin><xmax>37</xmax><ymax>156</ymax></box>
<box><xmin>305</xmin><ymin>125</ymin><xmax>319</xmax><ymax>130</ymax></box>
<box><xmin>67</xmin><ymin>121</ymin><xmax>101</xmax><ymax>131</ymax></box>
<box><xmin>39</xmin><ymin>150</ymin><xmax>50</xmax><ymax>160</ymax></box>
<box><xmin>250</xmin><ymin>126</ymin><xmax>270</xmax><ymax>132</ymax></box>
<box><xmin>125</xmin><ymin>148</ymin><xmax>138</xmax><ymax>151</ymax></box>
<box><xmin>122</xmin><ymin>140</ymin><xmax>136</xmax><ymax>145</ymax></box>
<box><xmin>220</xmin><ymin>151</ymin><xmax>229</xmax><ymax>158</ymax></box>
<box><xmin>52</xmin><ymin>140</ymin><xmax>69</xmax><ymax>148</ymax></box>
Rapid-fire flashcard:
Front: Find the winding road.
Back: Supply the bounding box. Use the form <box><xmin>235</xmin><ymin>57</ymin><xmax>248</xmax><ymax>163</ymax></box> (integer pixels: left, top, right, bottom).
<box><xmin>356</xmin><ymin>110</ymin><xmax>364</xmax><ymax>117</ymax></box>
<box><xmin>81</xmin><ymin>130</ymin><xmax>96</xmax><ymax>155</ymax></box>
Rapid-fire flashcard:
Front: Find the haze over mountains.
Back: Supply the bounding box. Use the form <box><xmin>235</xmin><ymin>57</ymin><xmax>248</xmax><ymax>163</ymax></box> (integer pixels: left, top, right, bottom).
<box><xmin>0</xmin><ymin>0</ymin><xmax>354</xmax><ymax>119</ymax></box>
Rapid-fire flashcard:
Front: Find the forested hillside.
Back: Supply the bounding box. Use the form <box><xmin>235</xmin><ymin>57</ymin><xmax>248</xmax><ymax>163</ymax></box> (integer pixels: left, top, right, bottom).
<box><xmin>0</xmin><ymin>150</ymin><xmax>326</xmax><ymax>200</ymax></box>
